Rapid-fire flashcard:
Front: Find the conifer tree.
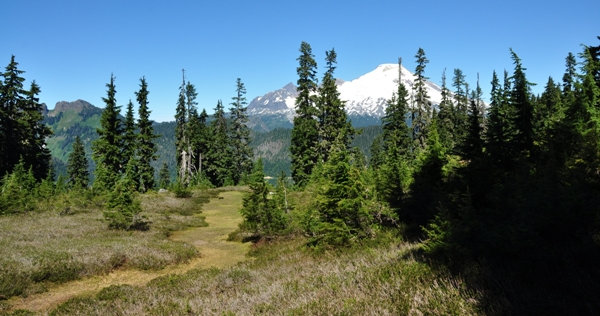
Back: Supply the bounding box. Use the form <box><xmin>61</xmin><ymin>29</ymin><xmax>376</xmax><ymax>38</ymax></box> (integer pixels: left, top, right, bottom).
<box><xmin>229</xmin><ymin>78</ymin><xmax>253</xmax><ymax>184</ymax></box>
<box><xmin>189</xmin><ymin>108</ymin><xmax>209</xmax><ymax>178</ymax></box>
<box><xmin>205</xmin><ymin>100</ymin><xmax>233</xmax><ymax>186</ymax></box>
<box><xmin>175</xmin><ymin>71</ymin><xmax>188</xmax><ymax>181</ymax></box>
<box><xmin>274</xmin><ymin>171</ymin><xmax>290</xmax><ymax>214</ymax></box>
<box><xmin>562</xmin><ymin>52</ymin><xmax>577</xmax><ymax>95</ymax></box>
<box><xmin>240</xmin><ymin>159</ymin><xmax>286</xmax><ymax>236</ymax></box>
<box><xmin>158</xmin><ymin>162</ymin><xmax>170</xmax><ymax>189</ymax></box>
<box><xmin>437</xmin><ymin>69</ymin><xmax>455</xmax><ymax>149</ymax></box>
<box><xmin>21</xmin><ymin>81</ymin><xmax>52</xmax><ymax>179</ymax></box>
<box><xmin>67</xmin><ymin>136</ymin><xmax>89</xmax><ymax>188</ymax></box>
<box><xmin>369</xmin><ymin>135</ymin><xmax>385</xmax><ymax>169</ymax></box>
<box><xmin>135</xmin><ymin>77</ymin><xmax>157</xmax><ymax>192</ymax></box>
<box><xmin>291</xmin><ymin>41</ymin><xmax>319</xmax><ymax>187</ymax></box>
<box><xmin>313</xmin><ymin>138</ymin><xmax>372</xmax><ymax>246</ymax></box>
<box><xmin>452</xmin><ymin>68</ymin><xmax>469</xmax><ymax>149</ymax></box>
<box><xmin>0</xmin><ymin>56</ymin><xmax>26</xmax><ymax>176</ymax></box>
<box><xmin>486</xmin><ymin>69</ymin><xmax>519</xmax><ymax>167</ymax></box>
<box><xmin>377</xmin><ymin>58</ymin><xmax>413</xmax><ymax>208</ymax></box>
<box><xmin>509</xmin><ymin>49</ymin><xmax>534</xmax><ymax>156</ymax></box>
<box><xmin>122</xmin><ymin>100</ymin><xmax>139</xmax><ymax>189</ymax></box>
<box><xmin>535</xmin><ymin>77</ymin><xmax>563</xmax><ymax>154</ymax></box>
<box><xmin>317</xmin><ymin>48</ymin><xmax>351</xmax><ymax>162</ymax></box>
<box><xmin>93</xmin><ymin>74</ymin><xmax>123</xmax><ymax>190</ymax></box>
<box><xmin>574</xmin><ymin>48</ymin><xmax>600</xmax><ymax>172</ymax></box>
<box><xmin>412</xmin><ymin>48</ymin><xmax>432</xmax><ymax>150</ymax></box>
<box><xmin>104</xmin><ymin>162</ymin><xmax>148</xmax><ymax>231</ymax></box>
<box><xmin>0</xmin><ymin>159</ymin><xmax>36</xmax><ymax>214</ymax></box>
<box><xmin>464</xmin><ymin>98</ymin><xmax>483</xmax><ymax>161</ymax></box>
<box><xmin>123</xmin><ymin>100</ymin><xmax>137</xmax><ymax>161</ymax></box>
<box><xmin>382</xmin><ymin>58</ymin><xmax>412</xmax><ymax>154</ymax></box>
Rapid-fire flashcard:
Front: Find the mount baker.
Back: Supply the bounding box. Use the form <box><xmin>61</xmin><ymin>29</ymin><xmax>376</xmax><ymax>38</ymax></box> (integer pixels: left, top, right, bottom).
<box><xmin>247</xmin><ymin>63</ymin><xmax>443</xmax><ymax>131</ymax></box>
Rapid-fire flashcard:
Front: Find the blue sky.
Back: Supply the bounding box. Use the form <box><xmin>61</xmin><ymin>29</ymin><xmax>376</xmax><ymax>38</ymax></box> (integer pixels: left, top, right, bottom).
<box><xmin>3</xmin><ymin>0</ymin><xmax>599</xmax><ymax>122</ymax></box>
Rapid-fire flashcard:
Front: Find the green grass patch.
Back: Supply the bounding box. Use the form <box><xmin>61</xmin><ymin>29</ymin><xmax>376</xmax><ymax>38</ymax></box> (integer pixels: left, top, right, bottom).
<box><xmin>0</xmin><ymin>188</ymin><xmax>215</xmax><ymax>299</ymax></box>
<box><xmin>50</xmin><ymin>236</ymin><xmax>480</xmax><ymax>315</ymax></box>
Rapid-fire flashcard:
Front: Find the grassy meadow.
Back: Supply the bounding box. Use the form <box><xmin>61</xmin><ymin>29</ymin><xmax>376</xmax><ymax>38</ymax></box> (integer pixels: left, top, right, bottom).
<box><xmin>0</xmin><ymin>187</ymin><xmax>485</xmax><ymax>315</ymax></box>
<box><xmin>48</xmin><ymin>237</ymin><xmax>480</xmax><ymax>315</ymax></box>
<box><xmin>0</xmin><ymin>189</ymin><xmax>218</xmax><ymax>300</ymax></box>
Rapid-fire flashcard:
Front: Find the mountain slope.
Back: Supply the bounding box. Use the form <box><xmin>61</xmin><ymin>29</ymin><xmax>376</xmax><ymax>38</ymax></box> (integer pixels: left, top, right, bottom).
<box><xmin>43</xmin><ymin>100</ymin><xmax>175</xmax><ymax>180</ymax></box>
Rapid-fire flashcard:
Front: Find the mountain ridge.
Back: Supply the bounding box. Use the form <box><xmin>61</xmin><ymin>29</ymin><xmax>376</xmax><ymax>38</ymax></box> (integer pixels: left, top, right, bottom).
<box><xmin>247</xmin><ymin>63</ymin><xmax>444</xmax><ymax>123</ymax></box>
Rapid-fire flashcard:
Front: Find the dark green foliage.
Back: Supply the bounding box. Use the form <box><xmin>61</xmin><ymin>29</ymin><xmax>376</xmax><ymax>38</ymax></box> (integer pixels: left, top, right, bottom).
<box><xmin>382</xmin><ymin>59</ymin><xmax>412</xmax><ymax>157</ymax></box>
<box><xmin>412</xmin><ymin>48</ymin><xmax>432</xmax><ymax>150</ymax></box>
<box><xmin>251</xmin><ymin>127</ymin><xmax>292</xmax><ymax>177</ymax></box>
<box><xmin>123</xmin><ymin>100</ymin><xmax>137</xmax><ymax>163</ymax></box>
<box><xmin>0</xmin><ymin>56</ymin><xmax>51</xmax><ymax>180</ymax></box>
<box><xmin>0</xmin><ymin>160</ymin><xmax>37</xmax><ymax>214</ymax></box>
<box><xmin>375</xmin><ymin>58</ymin><xmax>414</xmax><ymax>209</ymax></box>
<box><xmin>403</xmin><ymin>122</ymin><xmax>447</xmax><ymax>228</ymax></box>
<box><xmin>463</xmin><ymin>99</ymin><xmax>483</xmax><ymax>161</ymax></box>
<box><xmin>240</xmin><ymin>159</ymin><xmax>287</xmax><ymax>236</ymax></box>
<box><xmin>451</xmin><ymin>68</ymin><xmax>468</xmax><ymax>149</ymax></box>
<box><xmin>103</xmin><ymin>163</ymin><xmax>149</xmax><ymax>230</ymax></box>
<box><xmin>159</xmin><ymin>162</ymin><xmax>170</xmax><ymax>189</ymax></box>
<box><xmin>437</xmin><ymin>69</ymin><xmax>455</xmax><ymax>150</ymax></box>
<box><xmin>229</xmin><ymin>78</ymin><xmax>254</xmax><ymax>184</ymax></box>
<box><xmin>205</xmin><ymin>100</ymin><xmax>233</xmax><ymax>187</ymax></box>
<box><xmin>67</xmin><ymin>136</ymin><xmax>89</xmax><ymax>188</ymax></box>
<box><xmin>312</xmin><ymin>140</ymin><xmax>373</xmax><ymax>246</ymax></box>
<box><xmin>21</xmin><ymin>81</ymin><xmax>52</xmax><ymax>180</ymax></box>
<box><xmin>317</xmin><ymin>48</ymin><xmax>352</xmax><ymax>161</ymax></box>
<box><xmin>92</xmin><ymin>74</ymin><xmax>123</xmax><ymax>190</ymax></box>
<box><xmin>0</xmin><ymin>56</ymin><xmax>26</xmax><ymax>178</ymax></box>
<box><xmin>136</xmin><ymin>77</ymin><xmax>158</xmax><ymax>192</ymax></box>
<box><xmin>174</xmin><ymin>73</ymin><xmax>187</xmax><ymax>178</ymax></box>
<box><xmin>509</xmin><ymin>49</ymin><xmax>534</xmax><ymax>156</ymax></box>
<box><xmin>188</xmin><ymin>108</ymin><xmax>209</xmax><ymax>181</ymax></box>
<box><xmin>291</xmin><ymin>41</ymin><xmax>319</xmax><ymax>187</ymax></box>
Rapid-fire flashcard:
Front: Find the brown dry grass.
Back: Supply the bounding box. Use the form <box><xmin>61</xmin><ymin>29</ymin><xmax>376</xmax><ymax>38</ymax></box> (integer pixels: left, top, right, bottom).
<box><xmin>1</xmin><ymin>189</ymin><xmax>250</xmax><ymax>313</ymax></box>
<box><xmin>47</xmin><ymin>236</ymin><xmax>481</xmax><ymax>315</ymax></box>
<box><xmin>0</xmin><ymin>189</ymin><xmax>218</xmax><ymax>306</ymax></box>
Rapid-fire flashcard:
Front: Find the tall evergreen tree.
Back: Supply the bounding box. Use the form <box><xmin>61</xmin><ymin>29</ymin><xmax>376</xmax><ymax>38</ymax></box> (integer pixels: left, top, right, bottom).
<box><xmin>0</xmin><ymin>56</ymin><xmax>26</xmax><ymax>176</ymax></box>
<box><xmin>240</xmin><ymin>159</ymin><xmax>287</xmax><ymax>236</ymax></box>
<box><xmin>205</xmin><ymin>100</ymin><xmax>233</xmax><ymax>186</ymax></box>
<box><xmin>122</xmin><ymin>100</ymin><xmax>138</xmax><ymax>189</ymax></box>
<box><xmin>509</xmin><ymin>49</ymin><xmax>534</xmax><ymax>156</ymax></box>
<box><xmin>93</xmin><ymin>74</ymin><xmax>123</xmax><ymax>190</ymax></box>
<box><xmin>486</xmin><ymin>70</ymin><xmax>518</xmax><ymax>167</ymax></box>
<box><xmin>175</xmin><ymin>71</ymin><xmax>188</xmax><ymax>182</ymax></box>
<box><xmin>67</xmin><ymin>136</ymin><xmax>89</xmax><ymax>188</ymax></box>
<box><xmin>21</xmin><ymin>81</ymin><xmax>52</xmax><ymax>179</ymax></box>
<box><xmin>412</xmin><ymin>48</ymin><xmax>432</xmax><ymax>150</ymax></box>
<box><xmin>377</xmin><ymin>58</ymin><xmax>413</xmax><ymax>208</ymax></box>
<box><xmin>229</xmin><ymin>78</ymin><xmax>253</xmax><ymax>184</ymax></box>
<box><xmin>291</xmin><ymin>41</ymin><xmax>320</xmax><ymax>187</ymax></box>
<box><xmin>574</xmin><ymin>48</ymin><xmax>600</xmax><ymax>172</ymax></box>
<box><xmin>452</xmin><ymin>68</ymin><xmax>469</xmax><ymax>149</ymax></box>
<box><xmin>382</xmin><ymin>58</ymin><xmax>412</xmax><ymax>155</ymax></box>
<box><xmin>317</xmin><ymin>48</ymin><xmax>351</xmax><ymax>162</ymax></box>
<box><xmin>189</xmin><ymin>108</ymin><xmax>209</xmax><ymax>178</ymax></box>
<box><xmin>158</xmin><ymin>162</ymin><xmax>170</xmax><ymax>189</ymax></box>
<box><xmin>463</xmin><ymin>98</ymin><xmax>483</xmax><ymax>161</ymax></box>
<box><xmin>313</xmin><ymin>138</ymin><xmax>372</xmax><ymax>246</ymax></box>
<box><xmin>562</xmin><ymin>52</ymin><xmax>577</xmax><ymax>94</ymax></box>
<box><xmin>123</xmin><ymin>100</ymin><xmax>137</xmax><ymax>161</ymax></box>
<box><xmin>437</xmin><ymin>68</ymin><xmax>455</xmax><ymax>149</ymax></box>
<box><xmin>135</xmin><ymin>77</ymin><xmax>157</xmax><ymax>192</ymax></box>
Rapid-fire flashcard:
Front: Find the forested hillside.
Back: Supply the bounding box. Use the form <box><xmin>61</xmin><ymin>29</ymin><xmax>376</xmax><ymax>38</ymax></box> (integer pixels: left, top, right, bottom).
<box><xmin>2</xmin><ymin>35</ymin><xmax>600</xmax><ymax>314</ymax></box>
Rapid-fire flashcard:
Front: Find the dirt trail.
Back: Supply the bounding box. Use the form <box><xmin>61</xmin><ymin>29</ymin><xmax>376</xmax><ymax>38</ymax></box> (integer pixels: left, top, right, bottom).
<box><xmin>6</xmin><ymin>190</ymin><xmax>250</xmax><ymax>313</ymax></box>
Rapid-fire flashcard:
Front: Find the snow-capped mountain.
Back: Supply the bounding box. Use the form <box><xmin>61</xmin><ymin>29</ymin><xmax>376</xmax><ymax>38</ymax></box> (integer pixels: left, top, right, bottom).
<box><xmin>247</xmin><ymin>63</ymin><xmax>443</xmax><ymax>123</ymax></box>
